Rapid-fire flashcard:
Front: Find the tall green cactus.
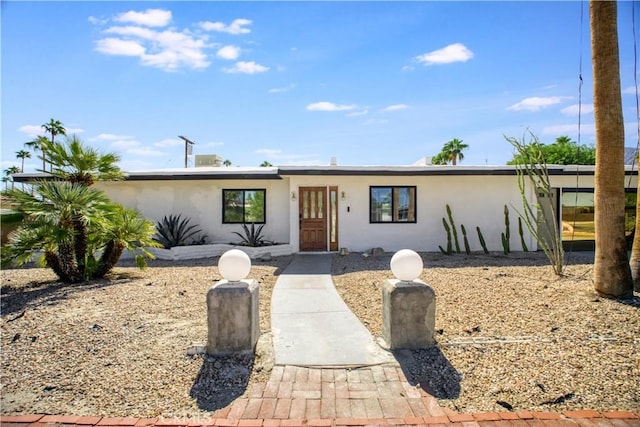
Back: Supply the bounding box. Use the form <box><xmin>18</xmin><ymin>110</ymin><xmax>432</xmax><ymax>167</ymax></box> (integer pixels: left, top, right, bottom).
<box><xmin>518</xmin><ymin>217</ymin><xmax>528</xmax><ymax>252</ymax></box>
<box><xmin>461</xmin><ymin>224</ymin><xmax>471</xmax><ymax>255</ymax></box>
<box><xmin>446</xmin><ymin>204</ymin><xmax>460</xmax><ymax>253</ymax></box>
<box><xmin>477</xmin><ymin>226</ymin><xmax>489</xmax><ymax>254</ymax></box>
<box><xmin>502</xmin><ymin>205</ymin><xmax>511</xmax><ymax>254</ymax></box>
<box><xmin>439</xmin><ymin>217</ymin><xmax>452</xmax><ymax>255</ymax></box>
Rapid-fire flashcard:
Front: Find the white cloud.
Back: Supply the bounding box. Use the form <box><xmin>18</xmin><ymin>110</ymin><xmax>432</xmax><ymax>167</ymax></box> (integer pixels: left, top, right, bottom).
<box><xmin>383</xmin><ymin>104</ymin><xmax>409</xmax><ymax>112</ymax></box>
<box><xmin>542</xmin><ymin>124</ymin><xmax>596</xmax><ymax>135</ymax></box>
<box><xmin>347</xmin><ymin>110</ymin><xmax>368</xmax><ymax>117</ymax></box>
<box><xmin>561</xmin><ymin>103</ymin><xmax>594</xmax><ymax>116</ymax></box>
<box><xmin>96</xmin><ymin>26</ymin><xmax>210</xmax><ymax>71</ymax></box>
<box><xmin>153</xmin><ymin>138</ymin><xmax>183</xmax><ymax>148</ymax></box>
<box><xmin>19</xmin><ymin>124</ymin><xmax>83</xmax><ymax>137</ymax></box>
<box><xmin>90</xmin><ymin>133</ymin><xmax>134</xmax><ymax>141</ymax></box>
<box><xmin>19</xmin><ymin>125</ymin><xmax>44</xmax><ymax>137</ymax></box>
<box><xmin>65</xmin><ymin>127</ymin><xmax>85</xmax><ymax>135</ymax></box>
<box><xmin>110</xmin><ymin>140</ymin><xmax>142</xmax><ymax>150</ymax></box>
<box><xmin>217</xmin><ymin>45</ymin><xmax>241</xmax><ymax>60</ymax></box>
<box><xmin>126</xmin><ymin>147</ymin><xmax>167</xmax><ymax>157</ymax></box>
<box><xmin>402</xmin><ymin>65</ymin><xmax>415</xmax><ymax>72</ymax></box>
<box><xmin>115</xmin><ymin>9</ymin><xmax>172</xmax><ymax>27</ymax></box>
<box><xmin>96</xmin><ymin>38</ymin><xmax>146</xmax><ymax>56</ymax></box>
<box><xmin>306</xmin><ymin>102</ymin><xmax>357</xmax><ymax>112</ymax></box>
<box><xmin>415</xmin><ymin>43</ymin><xmax>474</xmax><ymax>65</ymax></box>
<box><xmin>507</xmin><ymin>96</ymin><xmax>569</xmax><ymax>112</ymax></box>
<box><xmin>623</xmin><ymin>86</ymin><xmax>638</xmax><ymax>95</ymax></box>
<box><xmin>269</xmin><ymin>83</ymin><xmax>296</xmax><ymax>93</ymax></box>
<box><xmin>199</xmin><ymin>18</ymin><xmax>252</xmax><ymax>35</ymax></box>
<box><xmin>222</xmin><ymin>61</ymin><xmax>269</xmax><ymax>74</ymax></box>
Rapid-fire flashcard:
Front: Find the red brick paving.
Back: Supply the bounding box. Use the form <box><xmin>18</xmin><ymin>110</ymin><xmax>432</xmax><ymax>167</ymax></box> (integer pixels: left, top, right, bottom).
<box><xmin>2</xmin><ymin>365</ymin><xmax>639</xmax><ymax>427</ymax></box>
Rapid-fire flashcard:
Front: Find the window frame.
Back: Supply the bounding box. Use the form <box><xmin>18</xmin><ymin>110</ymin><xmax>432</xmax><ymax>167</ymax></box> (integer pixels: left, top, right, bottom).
<box><xmin>369</xmin><ymin>186</ymin><xmax>417</xmax><ymax>224</ymax></box>
<box><xmin>222</xmin><ymin>189</ymin><xmax>267</xmax><ymax>224</ymax></box>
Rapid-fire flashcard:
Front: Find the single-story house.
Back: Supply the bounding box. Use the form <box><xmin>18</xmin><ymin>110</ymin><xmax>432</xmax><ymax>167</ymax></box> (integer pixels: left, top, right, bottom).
<box><xmin>81</xmin><ymin>164</ymin><xmax>637</xmax><ymax>255</ymax></box>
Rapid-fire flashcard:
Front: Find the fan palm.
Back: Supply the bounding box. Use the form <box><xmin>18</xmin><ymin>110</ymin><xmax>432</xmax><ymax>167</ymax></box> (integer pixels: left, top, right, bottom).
<box><xmin>441</xmin><ymin>138</ymin><xmax>469</xmax><ymax>165</ymax></box>
<box><xmin>25</xmin><ymin>136</ymin><xmax>50</xmax><ymax>172</ymax></box>
<box><xmin>2</xmin><ymin>181</ymin><xmax>158</xmax><ymax>282</ymax></box>
<box><xmin>43</xmin><ymin>135</ymin><xmax>123</xmax><ymax>186</ymax></box>
<box><xmin>16</xmin><ymin>150</ymin><xmax>31</xmax><ymax>172</ymax></box>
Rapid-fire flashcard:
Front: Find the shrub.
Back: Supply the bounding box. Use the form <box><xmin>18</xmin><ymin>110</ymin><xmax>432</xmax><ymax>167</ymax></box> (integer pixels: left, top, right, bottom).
<box><xmin>154</xmin><ymin>214</ymin><xmax>205</xmax><ymax>248</ymax></box>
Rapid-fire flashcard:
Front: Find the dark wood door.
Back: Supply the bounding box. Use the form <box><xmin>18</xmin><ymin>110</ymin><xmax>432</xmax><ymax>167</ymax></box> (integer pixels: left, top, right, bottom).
<box><xmin>299</xmin><ymin>187</ymin><xmax>327</xmax><ymax>251</ymax></box>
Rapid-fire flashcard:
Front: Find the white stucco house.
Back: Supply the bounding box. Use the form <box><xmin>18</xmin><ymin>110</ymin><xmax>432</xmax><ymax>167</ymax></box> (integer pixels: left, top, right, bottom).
<box><xmin>85</xmin><ymin>164</ymin><xmax>637</xmax><ymax>257</ymax></box>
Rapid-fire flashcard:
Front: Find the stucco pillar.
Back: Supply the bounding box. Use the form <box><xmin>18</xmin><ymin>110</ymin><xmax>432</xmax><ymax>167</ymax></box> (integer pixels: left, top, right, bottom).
<box><xmin>206</xmin><ymin>279</ymin><xmax>260</xmax><ymax>355</ymax></box>
<box><xmin>382</xmin><ymin>279</ymin><xmax>436</xmax><ymax>349</ymax></box>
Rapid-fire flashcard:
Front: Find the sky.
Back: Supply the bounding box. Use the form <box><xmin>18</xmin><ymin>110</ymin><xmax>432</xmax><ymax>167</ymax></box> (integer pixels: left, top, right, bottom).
<box><xmin>2</xmin><ymin>1</ymin><xmax>639</xmax><ymax>173</ymax></box>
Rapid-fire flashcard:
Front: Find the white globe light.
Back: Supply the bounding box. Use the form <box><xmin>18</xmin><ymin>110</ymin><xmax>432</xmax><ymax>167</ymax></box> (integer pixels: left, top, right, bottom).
<box><xmin>218</xmin><ymin>249</ymin><xmax>251</xmax><ymax>282</ymax></box>
<box><xmin>390</xmin><ymin>249</ymin><xmax>423</xmax><ymax>281</ymax></box>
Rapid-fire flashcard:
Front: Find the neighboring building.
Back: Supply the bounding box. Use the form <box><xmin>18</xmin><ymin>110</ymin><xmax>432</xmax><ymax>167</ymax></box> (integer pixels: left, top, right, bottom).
<box><xmin>85</xmin><ymin>164</ymin><xmax>638</xmax><ymax>253</ymax></box>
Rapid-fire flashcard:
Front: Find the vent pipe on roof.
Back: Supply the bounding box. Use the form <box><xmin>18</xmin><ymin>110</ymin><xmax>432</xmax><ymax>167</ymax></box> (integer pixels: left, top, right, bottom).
<box><xmin>330</xmin><ymin>156</ymin><xmax>337</xmax><ymax>166</ymax></box>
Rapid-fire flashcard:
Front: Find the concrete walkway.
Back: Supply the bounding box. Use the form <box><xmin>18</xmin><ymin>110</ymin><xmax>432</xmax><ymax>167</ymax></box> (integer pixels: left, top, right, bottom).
<box><xmin>271</xmin><ymin>254</ymin><xmax>395</xmax><ymax>367</ymax></box>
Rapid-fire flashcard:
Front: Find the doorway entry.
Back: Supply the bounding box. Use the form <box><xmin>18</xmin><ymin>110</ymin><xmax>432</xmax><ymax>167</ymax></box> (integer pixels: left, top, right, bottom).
<box><xmin>299</xmin><ymin>186</ymin><xmax>339</xmax><ymax>251</ymax></box>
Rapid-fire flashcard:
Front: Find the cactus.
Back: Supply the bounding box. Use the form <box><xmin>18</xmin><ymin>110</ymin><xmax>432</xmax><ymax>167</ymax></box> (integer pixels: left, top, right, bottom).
<box><xmin>477</xmin><ymin>226</ymin><xmax>489</xmax><ymax>254</ymax></box>
<box><xmin>501</xmin><ymin>232</ymin><xmax>509</xmax><ymax>255</ymax></box>
<box><xmin>518</xmin><ymin>217</ymin><xmax>529</xmax><ymax>252</ymax></box>
<box><xmin>461</xmin><ymin>224</ymin><xmax>471</xmax><ymax>255</ymax></box>
<box><xmin>502</xmin><ymin>205</ymin><xmax>511</xmax><ymax>254</ymax></box>
<box><xmin>441</xmin><ymin>217</ymin><xmax>452</xmax><ymax>255</ymax></box>
<box><xmin>446</xmin><ymin>204</ymin><xmax>460</xmax><ymax>253</ymax></box>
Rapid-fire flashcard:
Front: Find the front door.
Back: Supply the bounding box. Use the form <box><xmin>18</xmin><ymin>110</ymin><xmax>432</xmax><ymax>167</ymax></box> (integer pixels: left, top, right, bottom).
<box><xmin>299</xmin><ymin>187</ymin><xmax>327</xmax><ymax>251</ymax></box>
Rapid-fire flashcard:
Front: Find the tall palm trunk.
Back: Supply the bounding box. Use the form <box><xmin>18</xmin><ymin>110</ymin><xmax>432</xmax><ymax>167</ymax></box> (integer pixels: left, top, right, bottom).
<box><xmin>631</xmin><ymin>189</ymin><xmax>640</xmax><ymax>291</ymax></box>
<box><xmin>591</xmin><ymin>0</ymin><xmax>633</xmax><ymax>297</ymax></box>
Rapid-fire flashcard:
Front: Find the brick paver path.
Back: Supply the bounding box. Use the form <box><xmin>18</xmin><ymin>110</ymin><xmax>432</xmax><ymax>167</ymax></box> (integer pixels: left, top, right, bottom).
<box><xmin>226</xmin><ymin>365</ymin><xmax>442</xmax><ymax>420</ymax></box>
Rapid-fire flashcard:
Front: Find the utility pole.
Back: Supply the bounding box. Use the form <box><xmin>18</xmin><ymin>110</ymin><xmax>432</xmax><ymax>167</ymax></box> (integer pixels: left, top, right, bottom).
<box><xmin>178</xmin><ymin>135</ymin><xmax>195</xmax><ymax>168</ymax></box>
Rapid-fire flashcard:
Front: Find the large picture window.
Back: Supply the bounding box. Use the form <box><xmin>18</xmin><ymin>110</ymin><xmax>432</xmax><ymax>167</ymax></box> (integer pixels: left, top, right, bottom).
<box><xmin>370</xmin><ymin>186</ymin><xmax>416</xmax><ymax>223</ymax></box>
<box><xmin>223</xmin><ymin>189</ymin><xmax>266</xmax><ymax>223</ymax></box>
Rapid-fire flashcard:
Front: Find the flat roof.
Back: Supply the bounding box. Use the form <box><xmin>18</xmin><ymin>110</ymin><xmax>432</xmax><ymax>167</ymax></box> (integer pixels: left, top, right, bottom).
<box><xmin>11</xmin><ymin>164</ymin><xmax>637</xmax><ymax>182</ymax></box>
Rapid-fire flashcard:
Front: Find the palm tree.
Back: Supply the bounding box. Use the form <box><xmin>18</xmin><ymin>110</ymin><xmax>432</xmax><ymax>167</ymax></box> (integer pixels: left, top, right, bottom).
<box><xmin>16</xmin><ymin>150</ymin><xmax>31</xmax><ymax>172</ymax></box>
<box><xmin>4</xmin><ymin>166</ymin><xmax>20</xmax><ymax>190</ymax></box>
<box><xmin>260</xmin><ymin>161</ymin><xmax>273</xmax><ymax>167</ymax></box>
<box><xmin>3</xmin><ymin>137</ymin><xmax>157</xmax><ymax>283</ymax></box>
<box><xmin>44</xmin><ymin>135</ymin><xmax>123</xmax><ymax>186</ymax></box>
<box><xmin>590</xmin><ymin>0</ymin><xmax>633</xmax><ymax>297</ymax></box>
<box><xmin>25</xmin><ymin>136</ymin><xmax>50</xmax><ymax>172</ymax></box>
<box><xmin>441</xmin><ymin>138</ymin><xmax>469</xmax><ymax>165</ymax></box>
<box><xmin>42</xmin><ymin>119</ymin><xmax>66</xmax><ymax>172</ymax></box>
<box><xmin>223</xmin><ymin>159</ymin><xmax>232</xmax><ymax>167</ymax></box>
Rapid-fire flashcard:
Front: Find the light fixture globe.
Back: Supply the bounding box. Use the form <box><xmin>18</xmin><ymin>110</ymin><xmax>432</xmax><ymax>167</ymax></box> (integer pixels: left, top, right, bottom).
<box><xmin>390</xmin><ymin>249</ymin><xmax>423</xmax><ymax>281</ymax></box>
<box><xmin>218</xmin><ymin>249</ymin><xmax>251</xmax><ymax>282</ymax></box>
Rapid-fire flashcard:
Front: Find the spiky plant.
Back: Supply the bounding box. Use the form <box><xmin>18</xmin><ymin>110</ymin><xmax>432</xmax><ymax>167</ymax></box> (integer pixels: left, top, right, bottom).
<box><xmin>233</xmin><ymin>223</ymin><xmax>266</xmax><ymax>247</ymax></box>
<box><xmin>154</xmin><ymin>214</ymin><xmax>203</xmax><ymax>248</ymax></box>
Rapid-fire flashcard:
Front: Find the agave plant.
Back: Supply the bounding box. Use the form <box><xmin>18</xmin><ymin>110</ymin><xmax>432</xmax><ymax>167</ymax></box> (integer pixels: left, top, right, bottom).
<box><xmin>154</xmin><ymin>214</ymin><xmax>204</xmax><ymax>248</ymax></box>
<box><xmin>233</xmin><ymin>223</ymin><xmax>266</xmax><ymax>247</ymax></box>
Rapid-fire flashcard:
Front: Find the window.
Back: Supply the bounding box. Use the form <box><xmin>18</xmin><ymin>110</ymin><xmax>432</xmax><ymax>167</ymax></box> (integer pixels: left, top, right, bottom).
<box><xmin>370</xmin><ymin>186</ymin><xmax>416</xmax><ymax>223</ymax></box>
<box><xmin>561</xmin><ymin>188</ymin><xmax>636</xmax><ymax>242</ymax></box>
<box><xmin>223</xmin><ymin>189</ymin><xmax>266</xmax><ymax>223</ymax></box>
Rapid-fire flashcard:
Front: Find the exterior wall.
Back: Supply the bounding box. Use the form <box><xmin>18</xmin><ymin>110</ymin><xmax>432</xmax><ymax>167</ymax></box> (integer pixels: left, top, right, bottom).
<box><xmin>95</xmin><ymin>170</ymin><xmax>638</xmax><ymax>255</ymax></box>
<box><xmin>96</xmin><ymin>179</ymin><xmax>290</xmax><ymax>245</ymax></box>
<box><xmin>288</xmin><ymin>174</ymin><xmax>535</xmax><ymax>253</ymax></box>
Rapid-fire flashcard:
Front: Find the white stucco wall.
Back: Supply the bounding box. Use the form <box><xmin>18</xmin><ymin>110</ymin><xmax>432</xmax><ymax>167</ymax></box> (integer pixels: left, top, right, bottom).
<box><xmin>287</xmin><ymin>174</ymin><xmax>535</xmax><ymax>253</ymax></box>
<box><xmin>96</xmin><ymin>179</ymin><xmax>290</xmax><ymax>245</ymax></box>
<box><xmin>95</xmin><ymin>170</ymin><xmax>637</xmax><ymax>255</ymax></box>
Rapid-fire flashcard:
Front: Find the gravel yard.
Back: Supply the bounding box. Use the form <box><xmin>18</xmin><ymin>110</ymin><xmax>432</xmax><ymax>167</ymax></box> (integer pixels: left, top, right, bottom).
<box><xmin>332</xmin><ymin>251</ymin><xmax>640</xmax><ymax>414</ymax></box>
<box><xmin>1</xmin><ymin>251</ymin><xmax>639</xmax><ymax>417</ymax></box>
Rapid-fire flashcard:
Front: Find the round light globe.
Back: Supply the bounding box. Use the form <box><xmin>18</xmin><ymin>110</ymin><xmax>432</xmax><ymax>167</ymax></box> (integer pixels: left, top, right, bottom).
<box><xmin>390</xmin><ymin>249</ymin><xmax>423</xmax><ymax>281</ymax></box>
<box><xmin>218</xmin><ymin>249</ymin><xmax>251</xmax><ymax>282</ymax></box>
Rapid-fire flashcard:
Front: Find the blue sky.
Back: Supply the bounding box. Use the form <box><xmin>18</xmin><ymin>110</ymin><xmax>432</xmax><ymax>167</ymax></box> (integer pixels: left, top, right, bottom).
<box><xmin>2</xmin><ymin>1</ymin><xmax>639</xmax><ymax>172</ymax></box>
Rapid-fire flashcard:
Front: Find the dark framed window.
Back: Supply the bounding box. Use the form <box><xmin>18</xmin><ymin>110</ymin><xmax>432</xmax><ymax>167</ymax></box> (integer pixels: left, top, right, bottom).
<box><xmin>370</xmin><ymin>186</ymin><xmax>416</xmax><ymax>223</ymax></box>
<box><xmin>223</xmin><ymin>189</ymin><xmax>266</xmax><ymax>223</ymax></box>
